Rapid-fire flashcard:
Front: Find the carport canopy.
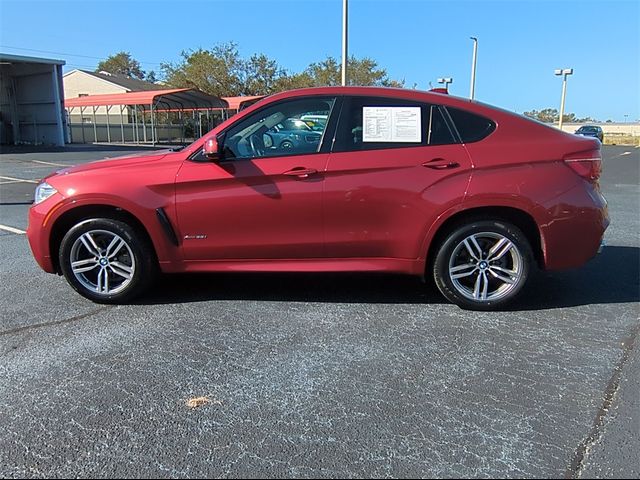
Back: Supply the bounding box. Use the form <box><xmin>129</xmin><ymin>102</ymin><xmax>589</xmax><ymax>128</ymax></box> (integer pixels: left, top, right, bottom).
<box><xmin>222</xmin><ymin>95</ymin><xmax>264</xmax><ymax>111</ymax></box>
<box><xmin>64</xmin><ymin>88</ymin><xmax>228</xmax><ymax>111</ymax></box>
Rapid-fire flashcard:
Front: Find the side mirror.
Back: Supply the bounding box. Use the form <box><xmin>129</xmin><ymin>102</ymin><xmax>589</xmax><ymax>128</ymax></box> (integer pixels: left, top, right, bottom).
<box><xmin>203</xmin><ymin>135</ymin><xmax>222</xmax><ymax>161</ymax></box>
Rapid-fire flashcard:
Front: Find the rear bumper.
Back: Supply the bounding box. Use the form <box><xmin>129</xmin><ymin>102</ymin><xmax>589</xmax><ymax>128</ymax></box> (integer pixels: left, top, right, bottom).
<box><xmin>540</xmin><ymin>182</ymin><xmax>609</xmax><ymax>270</ymax></box>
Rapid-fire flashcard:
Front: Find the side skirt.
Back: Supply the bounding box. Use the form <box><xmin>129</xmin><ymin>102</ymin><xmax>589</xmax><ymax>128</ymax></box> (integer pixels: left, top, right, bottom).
<box><xmin>161</xmin><ymin>257</ymin><xmax>425</xmax><ymax>276</ymax></box>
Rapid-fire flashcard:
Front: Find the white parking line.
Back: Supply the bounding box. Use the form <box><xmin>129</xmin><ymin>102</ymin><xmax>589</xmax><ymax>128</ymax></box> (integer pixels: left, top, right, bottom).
<box><xmin>31</xmin><ymin>160</ymin><xmax>69</xmax><ymax>167</ymax></box>
<box><xmin>618</xmin><ymin>151</ymin><xmax>631</xmax><ymax>156</ymax></box>
<box><xmin>0</xmin><ymin>176</ymin><xmax>38</xmax><ymax>184</ymax></box>
<box><xmin>0</xmin><ymin>224</ymin><xmax>26</xmax><ymax>235</ymax></box>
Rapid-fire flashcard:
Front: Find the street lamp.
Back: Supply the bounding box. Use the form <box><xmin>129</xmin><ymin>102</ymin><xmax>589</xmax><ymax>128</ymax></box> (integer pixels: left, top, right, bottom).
<box><xmin>555</xmin><ymin>68</ymin><xmax>573</xmax><ymax>130</ymax></box>
<box><xmin>624</xmin><ymin>114</ymin><xmax>629</xmax><ymax>123</ymax></box>
<box><xmin>341</xmin><ymin>0</ymin><xmax>348</xmax><ymax>86</ymax></box>
<box><xmin>438</xmin><ymin>77</ymin><xmax>453</xmax><ymax>92</ymax></box>
<box><xmin>469</xmin><ymin>37</ymin><xmax>478</xmax><ymax>99</ymax></box>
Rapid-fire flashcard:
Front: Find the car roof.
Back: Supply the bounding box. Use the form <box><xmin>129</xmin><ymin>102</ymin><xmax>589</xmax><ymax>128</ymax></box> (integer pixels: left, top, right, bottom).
<box><xmin>262</xmin><ymin>86</ymin><xmax>477</xmax><ymax>110</ymax></box>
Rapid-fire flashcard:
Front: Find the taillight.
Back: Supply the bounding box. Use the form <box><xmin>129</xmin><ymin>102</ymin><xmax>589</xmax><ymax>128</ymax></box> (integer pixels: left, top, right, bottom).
<box><xmin>564</xmin><ymin>149</ymin><xmax>602</xmax><ymax>182</ymax></box>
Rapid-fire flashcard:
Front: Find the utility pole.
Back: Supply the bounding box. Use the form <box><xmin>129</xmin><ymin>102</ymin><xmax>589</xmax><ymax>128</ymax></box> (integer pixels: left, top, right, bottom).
<box><xmin>342</xmin><ymin>0</ymin><xmax>348</xmax><ymax>86</ymax></box>
<box><xmin>469</xmin><ymin>37</ymin><xmax>478</xmax><ymax>99</ymax></box>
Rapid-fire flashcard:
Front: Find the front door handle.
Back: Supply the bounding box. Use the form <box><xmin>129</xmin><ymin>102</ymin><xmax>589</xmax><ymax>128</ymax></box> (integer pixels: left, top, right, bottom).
<box><xmin>283</xmin><ymin>167</ymin><xmax>318</xmax><ymax>179</ymax></box>
<box><xmin>422</xmin><ymin>158</ymin><xmax>460</xmax><ymax>170</ymax></box>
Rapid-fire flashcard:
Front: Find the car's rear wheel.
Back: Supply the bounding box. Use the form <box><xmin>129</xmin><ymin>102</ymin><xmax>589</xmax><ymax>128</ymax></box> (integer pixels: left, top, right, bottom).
<box><xmin>59</xmin><ymin>218</ymin><xmax>156</xmax><ymax>303</ymax></box>
<box><xmin>433</xmin><ymin>220</ymin><xmax>533</xmax><ymax>310</ymax></box>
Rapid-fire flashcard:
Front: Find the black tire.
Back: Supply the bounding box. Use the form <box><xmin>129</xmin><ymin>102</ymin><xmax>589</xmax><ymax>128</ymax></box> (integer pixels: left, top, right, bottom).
<box><xmin>280</xmin><ymin>140</ymin><xmax>294</xmax><ymax>150</ymax></box>
<box><xmin>432</xmin><ymin>219</ymin><xmax>533</xmax><ymax>310</ymax></box>
<box><xmin>59</xmin><ymin>218</ymin><xmax>156</xmax><ymax>304</ymax></box>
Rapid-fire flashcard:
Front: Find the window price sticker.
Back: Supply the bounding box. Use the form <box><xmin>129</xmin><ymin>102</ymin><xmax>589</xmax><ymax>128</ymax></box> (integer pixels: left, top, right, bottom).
<box><xmin>362</xmin><ymin>106</ymin><xmax>421</xmax><ymax>142</ymax></box>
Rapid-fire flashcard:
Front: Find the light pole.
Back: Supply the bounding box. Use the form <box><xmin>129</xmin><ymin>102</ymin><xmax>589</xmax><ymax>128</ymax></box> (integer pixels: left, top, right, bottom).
<box><xmin>555</xmin><ymin>68</ymin><xmax>573</xmax><ymax>130</ymax></box>
<box><xmin>624</xmin><ymin>114</ymin><xmax>629</xmax><ymax>123</ymax></box>
<box><xmin>341</xmin><ymin>0</ymin><xmax>348</xmax><ymax>86</ymax></box>
<box><xmin>469</xmin><ymin>37</ymin><xmax>478</xmax><ymax>99</ymax></box>
<box><xmin>438</xmin><ymin>77</ymin><xmax>453</xmax><ymax>92</ymax></box>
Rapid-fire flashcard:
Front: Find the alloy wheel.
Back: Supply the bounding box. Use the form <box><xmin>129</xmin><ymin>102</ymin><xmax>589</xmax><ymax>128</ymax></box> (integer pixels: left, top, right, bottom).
<box><xmin>69</xmin><ymin>229</ymin><xmax>136</xmax><ymax>296</ymax></box>
<box><xmin>448</xmin><ymin>231</ymin><xmax>524</xmax><ymax>302</ymax></box>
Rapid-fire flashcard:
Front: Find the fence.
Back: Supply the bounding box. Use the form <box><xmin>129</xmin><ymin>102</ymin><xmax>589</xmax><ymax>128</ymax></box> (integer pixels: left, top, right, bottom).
<box><xmin>69</xmin><ymin>123</ymin><xmax>189</xmax><ymax>145</ymax></box>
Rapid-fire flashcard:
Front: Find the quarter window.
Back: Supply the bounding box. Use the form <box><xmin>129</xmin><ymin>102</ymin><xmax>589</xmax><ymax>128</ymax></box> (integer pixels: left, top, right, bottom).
<box><xmin>446</xmin><ymin>107</ymin><xmax>495</xmax><ymax>143</ymax></box>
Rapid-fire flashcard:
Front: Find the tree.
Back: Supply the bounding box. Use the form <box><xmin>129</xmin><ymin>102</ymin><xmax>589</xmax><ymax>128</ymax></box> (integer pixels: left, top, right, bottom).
<box><xmin>523</xmin><ymin>108</ymin><xmax>597</xmax><ymax>124</ymax></box>
<box><xmin>281</xmin><ymin>55</ymin><xmax>404</xmax><ymax>88</ymax></box>
<box><xmin>161</xmin><ymin>43</ymin><xmax>250</xmax><ymax>97</ymax></box>
<box><xmin>347</xmin><ymin>56</ymin><xmax>403</xmax><ymax>87</ymax></box>
<box><xmin>146</xmin><ymin>71</ymin><xmax>158</xmax><ymax>83</ymax></box>
<box><xmin>96</xmin><ymin>52</ymin><xmax>145</xmax><ymax>80</ymax></box>
<box><xmin>274</xmin><ymin>72</ymin><xmax>315</xmax><ymax>91</ymax></box>
<box><xmin>161</xmin><ymin>43</ymin><xmax>404</xmax><ymax>96</ymax></box>
<box><xmin>523</xmin><ymin>108</ymin><xmax>559</xmax><ymax>123</ymax></box>
<box><xmin>244</xmin><ymin>53</ymin><xmax>287</xmax><ymax>95</ymax></box>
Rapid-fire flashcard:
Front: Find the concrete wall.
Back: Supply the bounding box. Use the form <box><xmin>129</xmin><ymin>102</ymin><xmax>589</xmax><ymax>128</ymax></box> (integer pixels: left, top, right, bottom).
<box><xmin>559</xmin><ymin>123</ymin><xmax>640</xmax><ymax>136</ymax></box>
<box><xmin>69</xmin><ymin>123</ymin><xmax>185</xmax><ymax>144</ymax></box>
<box><xmin>67</xmin><ymin>109</ymin><xmax>133</xmax><ymax>125</ymax></box>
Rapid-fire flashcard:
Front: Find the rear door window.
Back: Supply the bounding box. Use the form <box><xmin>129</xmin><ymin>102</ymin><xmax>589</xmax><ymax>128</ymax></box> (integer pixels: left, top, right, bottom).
<box><xmin>333</xmin><ymin>96</ymin><xmax>456</xmax><ymax>152</ymax></box>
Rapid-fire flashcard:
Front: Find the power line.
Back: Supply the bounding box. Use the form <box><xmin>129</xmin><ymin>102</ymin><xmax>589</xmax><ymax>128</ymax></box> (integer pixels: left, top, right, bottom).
<box><xmin>0</xmin><ymin>45</ymin><xmax>164</xmax><ymax>66</ymax></box>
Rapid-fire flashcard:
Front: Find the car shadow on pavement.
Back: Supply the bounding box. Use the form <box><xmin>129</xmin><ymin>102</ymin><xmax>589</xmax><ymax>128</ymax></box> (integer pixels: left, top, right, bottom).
<box><xmin>512</xmin><ymin>245</ymin><xmax>640</xmax><ymax>311</ymax></box>
<box><xmin>138</xmin><ymin>246</ymin><xmax>639</xmax><ymax>310</ymax></box>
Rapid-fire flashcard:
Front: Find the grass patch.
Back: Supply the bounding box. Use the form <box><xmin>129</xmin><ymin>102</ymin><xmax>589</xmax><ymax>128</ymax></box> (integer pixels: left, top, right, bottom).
<box><xmin>603</xmin><ymin>135</ymin><xmax>640</xmax><ymax>146</ymax></box>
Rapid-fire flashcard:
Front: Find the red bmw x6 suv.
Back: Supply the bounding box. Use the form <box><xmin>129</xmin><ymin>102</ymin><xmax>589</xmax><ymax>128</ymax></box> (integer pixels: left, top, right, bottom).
<box><xmin>27</xmin><ymin>87</ymin><xmax>608</xmax><ymax>309</ymax></box>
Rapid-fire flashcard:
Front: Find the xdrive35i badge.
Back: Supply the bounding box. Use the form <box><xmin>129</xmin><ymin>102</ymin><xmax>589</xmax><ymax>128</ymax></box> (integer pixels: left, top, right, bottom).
<box><xmin>184</xmin><ymin>234</ymin><xmax>208</xmax><ymax>240</ymax></box>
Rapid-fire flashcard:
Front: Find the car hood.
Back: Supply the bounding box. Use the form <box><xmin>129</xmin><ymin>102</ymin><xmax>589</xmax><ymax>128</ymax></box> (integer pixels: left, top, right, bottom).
<box><xmin>54</xmin><ymin>149</ymin><xmax>175</xmax><ymax>176</ymax></box>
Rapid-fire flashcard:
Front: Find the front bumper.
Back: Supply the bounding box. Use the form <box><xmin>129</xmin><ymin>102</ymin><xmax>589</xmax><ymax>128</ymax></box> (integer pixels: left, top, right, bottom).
<box><xmin>26</xmin><ymin>195</ymin><xmax>63</xmax><ymax>274</ymax></box>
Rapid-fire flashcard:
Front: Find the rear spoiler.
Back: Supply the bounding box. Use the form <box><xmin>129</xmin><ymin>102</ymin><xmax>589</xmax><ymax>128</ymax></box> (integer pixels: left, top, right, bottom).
<box><xmin>429</xmin><ymin>88</ymin><xmax>449</xmax><ymax>94</ymax></box>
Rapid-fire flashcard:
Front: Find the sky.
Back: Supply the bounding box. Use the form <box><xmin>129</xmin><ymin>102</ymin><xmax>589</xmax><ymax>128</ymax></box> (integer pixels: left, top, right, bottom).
<box><xmin>0</xmin><ymin>0</ymin><xmax>638</xmax><ymax>121</ymax></box>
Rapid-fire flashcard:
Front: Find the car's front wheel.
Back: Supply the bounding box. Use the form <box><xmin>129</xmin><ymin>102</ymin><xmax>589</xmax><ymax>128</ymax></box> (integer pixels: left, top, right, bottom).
<box><xmin>59</xmin><ymin>218</ymin><xmax>156</xmax><ymax>303</ymax></box>
<box><xmin>433</xmin><ymin>220</ymin><xmax>533</xmax><ymax>310</ymax></box>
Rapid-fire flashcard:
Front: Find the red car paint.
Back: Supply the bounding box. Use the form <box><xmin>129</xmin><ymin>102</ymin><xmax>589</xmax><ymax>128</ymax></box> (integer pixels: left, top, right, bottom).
<box><xmin>27</xmin><ymin>87</ymin><xmax>608</xmax><ymax>281</ymax></box>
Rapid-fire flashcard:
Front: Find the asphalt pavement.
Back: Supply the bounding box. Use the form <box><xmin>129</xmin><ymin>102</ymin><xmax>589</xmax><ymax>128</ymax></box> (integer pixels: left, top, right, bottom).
<box><xmin>0</xmin><ymin>144</ymin><xmax>638</xmax><ymax>478</ymax></box>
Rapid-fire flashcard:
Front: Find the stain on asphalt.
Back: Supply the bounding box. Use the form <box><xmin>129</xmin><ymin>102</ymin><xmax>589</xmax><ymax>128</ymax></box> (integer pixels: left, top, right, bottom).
<box><xmin>0</xmin><ymin>306</ymin><xmax>113</xmax><ymax>337</ymax></box>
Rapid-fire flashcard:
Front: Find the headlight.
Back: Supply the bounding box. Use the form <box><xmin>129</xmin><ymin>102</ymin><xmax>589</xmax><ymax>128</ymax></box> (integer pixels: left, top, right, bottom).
<box><xmin>34</xmin><ymin>182</ymin><xmax>58</xmax><ymax>204</ymax></box>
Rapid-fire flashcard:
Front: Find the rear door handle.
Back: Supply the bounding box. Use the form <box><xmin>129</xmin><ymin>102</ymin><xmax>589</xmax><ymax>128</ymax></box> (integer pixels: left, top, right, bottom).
<box><xmin>422</xmin><ymin>158</ymin><xmax>460</xmax><ymax>170</ymax></box>
<box><xmin>283</xmin><ymin>167</ymin><xmax>318</xmax><ymax>179</ymax></box>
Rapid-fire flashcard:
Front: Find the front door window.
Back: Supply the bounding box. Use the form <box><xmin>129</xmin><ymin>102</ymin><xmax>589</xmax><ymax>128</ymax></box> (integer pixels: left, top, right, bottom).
<box><xmin>221</xmin><ymin>97</ymin><xmax>335</xmax><ymax>160</ymax></box>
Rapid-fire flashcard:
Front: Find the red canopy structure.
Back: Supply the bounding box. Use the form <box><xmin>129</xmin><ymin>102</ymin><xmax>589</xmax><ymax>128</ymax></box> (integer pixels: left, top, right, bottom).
<box><xmin>65</xmin><ymin>88</ymin><xmax>228</xmax><ymax>110</ymax></box>
<box><xmin>221</xmin><ymin>95</ymin><xmax>264</xmax><ymax>111</ymax></box>
<box><xmin>65</xmin><ymin>89</ymin><xmax>228</xmax><ymax>145</ymax></box>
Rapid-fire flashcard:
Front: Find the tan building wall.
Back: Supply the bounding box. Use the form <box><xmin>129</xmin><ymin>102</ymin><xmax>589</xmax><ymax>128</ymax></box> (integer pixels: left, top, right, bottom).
<box><xmin>63</xmin><ymin>70</ymin><xmax>128</xmax><ymax>120</ymax></box>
